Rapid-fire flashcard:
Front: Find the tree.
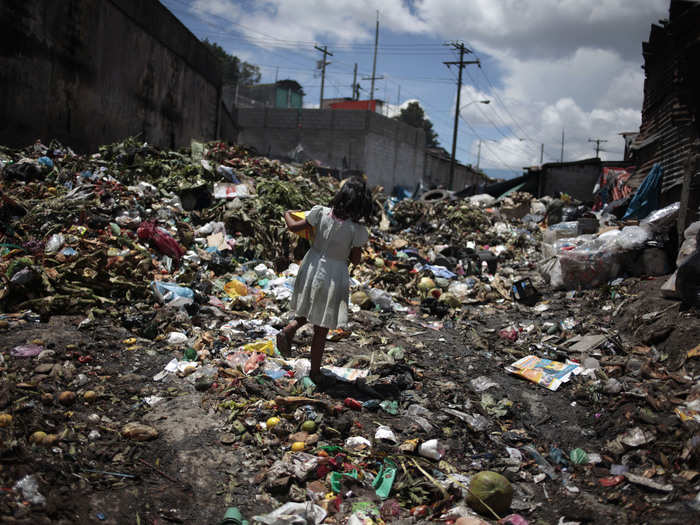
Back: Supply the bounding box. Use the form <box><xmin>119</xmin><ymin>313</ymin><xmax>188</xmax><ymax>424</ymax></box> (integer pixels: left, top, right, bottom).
<box><xmin>202</xmin><ymin>39</ymin><xmax>261</xmax><ymax>87</ymax></box>
<box><xmin>394</xmin><ymin>101</ymin><xmax>439</xmax><ymax>148</ymax></box>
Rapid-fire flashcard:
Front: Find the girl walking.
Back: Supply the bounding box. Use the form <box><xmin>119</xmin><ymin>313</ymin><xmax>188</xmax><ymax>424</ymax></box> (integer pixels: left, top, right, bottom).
<box><xmin>277</xmin><ymin>177</ymin><xmax>373</xmax><ymax>384</ymax></box>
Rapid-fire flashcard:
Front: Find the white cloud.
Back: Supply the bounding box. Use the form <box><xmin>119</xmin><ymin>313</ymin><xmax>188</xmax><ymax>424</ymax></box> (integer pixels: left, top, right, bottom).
<box><xmin>415</xmin><ymin>0</ymin><xmax>667</xmax><ymax>61</ymax></box>
<box><xmin>183</xmin><ymin>0</ymin><xmax>669</xmax><ymax>170</ymax></box>
<box><xmin>191</xmin><ymin>0</ymin><xmax>429</xmax><ymax>45</ymax></box>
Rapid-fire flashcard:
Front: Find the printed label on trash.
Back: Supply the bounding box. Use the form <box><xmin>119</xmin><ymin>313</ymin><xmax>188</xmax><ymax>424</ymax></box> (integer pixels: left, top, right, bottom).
<box><xmin>505</xmin><ymin>355</ymin><xmax>581</xmax><ymax>391</ymax></box>
<box><xmin>213</xmin><ymin>182</ymin><xmax>251</xmax><ymax>199</ymax></box>
<box><xmin>325</xmin><ymin>366</ymin><xmax>369</xmax><ymax>381</ymax></box>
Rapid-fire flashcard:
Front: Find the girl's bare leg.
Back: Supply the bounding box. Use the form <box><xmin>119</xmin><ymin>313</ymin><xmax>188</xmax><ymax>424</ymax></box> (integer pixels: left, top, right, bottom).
<box><xmin>309</xmin><ymin>325</ymin><xmax>329</xmax><ymax>380</ymax></box>
<box><xmin>276</xmin><ymin>317</ymin><xmax>307</xmax><ymax>357</ymax></box>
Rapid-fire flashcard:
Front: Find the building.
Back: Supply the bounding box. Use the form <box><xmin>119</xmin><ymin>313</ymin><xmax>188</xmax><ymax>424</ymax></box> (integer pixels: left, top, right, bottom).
<box><xmin>236</xmin><ymin>80</ymin><xmax>304</xmax><ymax>109</ymax></box>
<box><xmin>628</xmin><ymin>0</ymin><xmax>700</xmax><ymax>229</ymax></box>
<box><xmin>236</xmin><ymin>108</ymin><xmax>424</xmax><ymax>191</ymax></box>
<box><xmin>321</xmin><ymin>98</ymin><xmax>385</xmax><ymax>113</ymax></box>
<box><xmin>423</xmin><ymin>147</ymin><xmax>490</xmax><ymax>190</ymax></box>
<box><xmin>525</xmin><ymin>158</ymin><xmax>631</xmax><ymax>203</ymax></box>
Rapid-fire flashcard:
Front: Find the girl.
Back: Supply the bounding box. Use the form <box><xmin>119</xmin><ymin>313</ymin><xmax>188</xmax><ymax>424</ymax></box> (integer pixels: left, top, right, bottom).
<box><xmin>277</xmin><ymin>177</ymin><xmax>373</xmax><ymax>384</ymax></box>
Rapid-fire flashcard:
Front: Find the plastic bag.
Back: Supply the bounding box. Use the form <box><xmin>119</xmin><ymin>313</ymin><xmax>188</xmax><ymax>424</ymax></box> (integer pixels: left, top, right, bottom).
<box><xmin>558</xmin><ymin>248</ymin><xmax>621</xmax><ymax>290</ymax></box>
<box><xmin>13</xmin><ymin>474</ymin><xmax>46</xmax><ymax>506</ymax></box>
<box><xmin>151</xmin><ymin>281</ymin><xmax>194</xmax><ymax>308</ymax></box>
<box><xmin>640</xmin><ymin>201</ymin><xmax>680</xmax><ymax>233</ymax></box>
<box><xmin>615</xmin><ymin>225</ymin><xmax>649</xmax><ymax>251</ymax></box>
<box><xmin>45</xmin><ymin>233</ymin><xmax>65</xmax><ymax>254</ymax></box>
<box><xmin>468</xmin><ymin>194</ymin><xmax>496</xmax><ymax>208</ymax></box>
<box><xmin>368</xmin><ymin>288</ymin><xmax>398</xmax><ymax>311</ymax></box>
<box><xmin>137</xmin><ymin>221</ymin><xmax>185</xmax><ymax>260</ymax></box>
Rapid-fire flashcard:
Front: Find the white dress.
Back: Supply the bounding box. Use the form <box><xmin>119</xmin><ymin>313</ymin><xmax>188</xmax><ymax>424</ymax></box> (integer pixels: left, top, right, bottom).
<box><xmin>290</xmin><ymin>205</ymin><xmax>369</xmax><ymax>329</ymax></box>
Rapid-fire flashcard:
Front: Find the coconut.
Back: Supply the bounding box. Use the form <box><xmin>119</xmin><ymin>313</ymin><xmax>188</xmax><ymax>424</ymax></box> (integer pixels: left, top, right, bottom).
<box><xmin>83</xmin><ymin>390</ymin><xmax>97</xmax><ymax>402</ymax></box>
<box><xmin>351</xmin><ymin>290</ymin><xmax>372</xmax><ymax>309</ymax></box>
<box><xmin>466</xmin><ymin>471</ymin><xmax>513</xmax><ymax>516</ymax></box>
<box><xmin>439</xmin><ymin>293</ymin><xmax>461</xmax><ymax>308</ymax></box>
<box><xmin>429</xmin><ymin>287</ymin><xmax>442</xmax><ymax>299</ymax></box>
<box><xmin>301</xmin><ymin>420</ymin><xmax>316</xmax><ymax>433</ymax></box>
<box><xmin>0</xmin><ymin>414</ymin><xmax>12</xmax><ymax>427</ymax></box>
<box><xmin>58</xmin><ymin>391</ymin><xmax>76</xmax><ymax>406</ymax></box>
<box><xmin>418</xmin><ymin>277</ymin><xmax>436</xmax><ymax>293</ymax></box>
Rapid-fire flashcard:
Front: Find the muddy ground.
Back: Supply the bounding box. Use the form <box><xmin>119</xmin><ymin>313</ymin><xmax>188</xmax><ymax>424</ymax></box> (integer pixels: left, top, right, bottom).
<box><xmin>1</xmin><ymin>274</ymin><xmax>699</xmax><ymax>525</ymax></box>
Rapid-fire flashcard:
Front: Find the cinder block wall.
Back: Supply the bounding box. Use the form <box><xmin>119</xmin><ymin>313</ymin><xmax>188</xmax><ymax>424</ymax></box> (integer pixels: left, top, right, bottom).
<box><xmin>237</xmin><ymin>108</ymin><xmax>425</xmax><ymax>190</ymax></box>
<box><xmin>0</xmin><ymin>0</ymin><xmax>229</xmax><ymax>152</ymax></box>
<box><xmin>542</xmin><ymin>164</ymin><xmax>601</xmax><ymax>202</ymax></box>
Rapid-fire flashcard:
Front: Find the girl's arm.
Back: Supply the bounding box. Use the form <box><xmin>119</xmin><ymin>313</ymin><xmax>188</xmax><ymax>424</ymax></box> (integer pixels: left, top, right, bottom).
<box><xmin>349</xmin><ymin>246</ymin><xmax>362</xmax><ymax>266</ymax></box>
<box><xmin>284</xmin><ymin>211</ymin><xmax>310</xmax><ymax>233</ymax></box>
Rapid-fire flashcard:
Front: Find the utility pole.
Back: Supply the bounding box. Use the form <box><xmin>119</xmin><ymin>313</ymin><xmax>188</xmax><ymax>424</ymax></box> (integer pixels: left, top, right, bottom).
<box><xmin>370</xmin><ymin>11</ymin><xmax>379</xmax><ymax>101</ymax></box>
<box><xmin>397</xmin><ymin>85</ymin><xmax>401</xmax><ymax>106</ymax></box>
<box><xmin>352</xmin><ymin>63</ymin><xmax>359</xmax><ymax>100</ymax></box>
<box><xmin>560</xmin><ymin>129</ymin><xmax>565</xmax><ymax>163</ymax></box>
<box><xmin>444</xmin><ymin>42</ymin><xmax>480</xmax><ymax>189</ymax></box>
<box><xmin>315</xmin><ymin>45</ymin><xmax>333</xmax><ymax>109</ymax></box>
<box><xmin>588</xmin><ymin>137</ymin><xmax>608</xmax><ymax>158</ymax></box>
<box><xmin>363</xmin><ymin>11</ymin><xmax>384</xmax><ymax>109</ymax></box>
<box><xmin>476</xmin><ymin>140</ymin><xmax>482</xmax><ymax>169</ymax></box>
<box><xmin>540</xmin><ymin>143</ymin><xmax>544</xmax><ymax>165</ymax></box>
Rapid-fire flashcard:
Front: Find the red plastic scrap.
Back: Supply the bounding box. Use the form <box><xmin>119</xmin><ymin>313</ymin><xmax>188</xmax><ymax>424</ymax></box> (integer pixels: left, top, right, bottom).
<box><xmin>499</xmin><ymin>328</ymin><xmax>519</xmax><ymax>342</ymax></box>
<box><xmin>137</xmin><ymin>221</ymin><xmax>185</xmax><ymax>261</ymax></box>
<box><xmin>598</xmin><ymin>475</ymin><xmax>625</xmax><ymax>487</ymax></box>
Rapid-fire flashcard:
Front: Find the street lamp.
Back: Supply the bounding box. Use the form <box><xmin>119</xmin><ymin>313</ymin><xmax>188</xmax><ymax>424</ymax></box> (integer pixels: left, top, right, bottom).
<box><xmin>449</xmin><ymin>99</ymin><xmax>490</xmax><ymax>189</ymax></box>
<box><xmin>460</xmin><ymin>99</ymin><xmax>490</xmax><ymax>111</ymax></box>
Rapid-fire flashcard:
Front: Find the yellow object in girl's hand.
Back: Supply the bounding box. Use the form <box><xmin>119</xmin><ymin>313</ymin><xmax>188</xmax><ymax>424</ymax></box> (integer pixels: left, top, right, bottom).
<box><xmin>290</xmin><ymin>211</ymin><xmax>314</xmax><ymax>241</ymax></box>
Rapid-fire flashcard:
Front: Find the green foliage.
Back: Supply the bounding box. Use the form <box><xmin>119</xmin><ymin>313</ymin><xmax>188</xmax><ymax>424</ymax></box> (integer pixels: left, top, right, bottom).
<box><xmin>202</xmin><ymin>38</ymin><xmax>261</xmax><ymax>87</ymax></box>
<box><xmin>394</xmin><ymin>101</ymin><xmax>439</xmax><ymax>148</ymax></box>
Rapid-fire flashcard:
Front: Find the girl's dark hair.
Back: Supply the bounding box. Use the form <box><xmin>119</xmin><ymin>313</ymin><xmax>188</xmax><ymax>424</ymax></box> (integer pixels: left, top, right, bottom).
<box><xmin>331</xmin><ymin>176</ymin><xmax>373</xmax><ymax>222</ymax></box>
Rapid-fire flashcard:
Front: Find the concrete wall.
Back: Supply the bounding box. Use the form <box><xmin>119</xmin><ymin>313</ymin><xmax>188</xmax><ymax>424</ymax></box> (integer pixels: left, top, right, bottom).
<box><xmin>424</xmin><ymin>153</ymin><xmax>490</xmax><ymax>191</ymax></box>
<box><xmin>237</xmin><ymin>108</ymin><xmax>425</xmax><ymax>190</ymax></box>
<box><xmin>0</xmin><ymin>0</ymin><xmax>233</xmax><ymax>152</ymax></box>
<box><xmin>539</xmin><ymin>162</ymin><xmax>601</xmax><ymax>202</ymax></box>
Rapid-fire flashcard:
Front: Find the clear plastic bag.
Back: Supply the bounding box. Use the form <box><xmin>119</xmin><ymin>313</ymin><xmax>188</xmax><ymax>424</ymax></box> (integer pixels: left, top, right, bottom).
<box><xmin>615</xmin><ymin>225</ymin><xmax>649</xmax><ymax>251</ymax></box>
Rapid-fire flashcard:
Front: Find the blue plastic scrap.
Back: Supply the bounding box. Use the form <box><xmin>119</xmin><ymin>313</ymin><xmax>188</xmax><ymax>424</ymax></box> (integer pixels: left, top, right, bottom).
<box><xmin>623</xmin><ymin>163</ymin><xmax>663</xmax><ymax>220</ymax></box>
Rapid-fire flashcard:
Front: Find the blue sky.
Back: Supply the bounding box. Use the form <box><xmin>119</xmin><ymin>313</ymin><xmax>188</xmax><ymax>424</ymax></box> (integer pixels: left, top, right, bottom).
<box><xmin>161</xmin><ymin>0</ymin><xmax>668</xmax><ymax>179</ymax></box>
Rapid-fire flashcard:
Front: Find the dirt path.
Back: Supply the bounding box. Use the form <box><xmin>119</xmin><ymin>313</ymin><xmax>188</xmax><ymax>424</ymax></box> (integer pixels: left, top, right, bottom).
<box><xmin>1</xmin><ymin>275</ymin><xmax>698</xmax><ymax>524</ymax></box>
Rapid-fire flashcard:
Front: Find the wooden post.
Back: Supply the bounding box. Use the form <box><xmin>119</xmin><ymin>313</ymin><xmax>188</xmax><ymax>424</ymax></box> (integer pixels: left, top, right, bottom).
<box><xmin>678</xmin><ymin>139</ymin><xmax>700</xmax><ymax>246</ymax></box>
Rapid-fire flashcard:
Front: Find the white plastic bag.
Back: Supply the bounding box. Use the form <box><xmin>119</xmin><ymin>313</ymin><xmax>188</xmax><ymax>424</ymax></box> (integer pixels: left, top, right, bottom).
<box><xmin>615</xmin><ymin>225</ymin><xmax>649</xmax><ymax>251</ymax></box>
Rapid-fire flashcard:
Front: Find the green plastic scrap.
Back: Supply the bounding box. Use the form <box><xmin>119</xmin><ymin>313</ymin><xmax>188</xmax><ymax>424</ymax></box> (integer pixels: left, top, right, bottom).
<box><xmin>318</xmin><ymin>445</ymin><xmax>344</xmax><ymax>454</ymax></box>
<box><xmin>350</xmin><ymin>501</ymin><xmax>380</xmax><ymax>519</ymax></box>
<box><xmin>372</xmin><ymin>459</ymin><xmax>397</xmax><ymax>500</ymax></box>
<box><xmin>330</xmin><ymin>469</ymin><xmax>359</xmax><ymax>493</ymax></box>
<box><xmin>379</xmin><ymin>400</ymin><xmax>399</xmax><ymax>415</ymax></box>
<box><xmin>570</xmin><ymin>448</ymin><xmax>589</xmax><ymax>465</ymax></box>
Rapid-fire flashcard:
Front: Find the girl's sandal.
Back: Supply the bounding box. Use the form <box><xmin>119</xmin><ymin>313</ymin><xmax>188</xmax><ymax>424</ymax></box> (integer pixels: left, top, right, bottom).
<box><xmin>276</xmin><ymin>332</ymin><xmax>292</xmax><ymax>358</ymax></box>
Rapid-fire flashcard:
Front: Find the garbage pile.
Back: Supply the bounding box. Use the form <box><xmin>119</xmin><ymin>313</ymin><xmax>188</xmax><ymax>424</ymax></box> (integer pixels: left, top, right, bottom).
<box><xmin>1</xmin><ymin>141</ymin><xmax>699</xmax><ymax>524</ymax></box>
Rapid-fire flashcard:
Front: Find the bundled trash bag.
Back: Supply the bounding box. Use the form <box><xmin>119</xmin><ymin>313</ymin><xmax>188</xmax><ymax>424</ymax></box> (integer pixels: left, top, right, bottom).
<box><xmin>676</xmin><ymin>250</ymin><xmax>700</xmax><ymax>306</ymax></box>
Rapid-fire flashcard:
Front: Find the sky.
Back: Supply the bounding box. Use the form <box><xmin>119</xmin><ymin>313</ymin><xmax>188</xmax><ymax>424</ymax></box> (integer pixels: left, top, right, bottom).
<box><xmin>160</xmin><ymin>0</ymin><xmax>669</xmax><ymax>179</ymax></box>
